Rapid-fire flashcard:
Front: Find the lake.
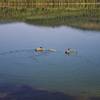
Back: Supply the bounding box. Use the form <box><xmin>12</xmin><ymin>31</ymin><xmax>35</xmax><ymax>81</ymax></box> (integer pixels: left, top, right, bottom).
<box><xmin>0</xmin><ymin>22</ymin><xmax>100</xmax><ymax>97</ymax></box>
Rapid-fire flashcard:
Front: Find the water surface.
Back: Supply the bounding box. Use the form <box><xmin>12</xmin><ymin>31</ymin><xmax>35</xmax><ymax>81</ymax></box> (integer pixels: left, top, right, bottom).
<box><xmin>0</xmin><ymin>23</ymin><xmax>100</xmax><ymax>96</ymax></box>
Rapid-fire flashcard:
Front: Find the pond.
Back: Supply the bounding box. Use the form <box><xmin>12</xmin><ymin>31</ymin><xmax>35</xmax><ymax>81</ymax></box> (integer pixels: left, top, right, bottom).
<box><xmin>0</xmin><ymin>22</ymin><xmax>100</xmax><ymax>97</ymax></box>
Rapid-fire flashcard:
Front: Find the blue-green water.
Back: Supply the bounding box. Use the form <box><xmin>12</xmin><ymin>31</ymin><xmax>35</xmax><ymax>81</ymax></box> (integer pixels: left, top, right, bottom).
<box><xmin>0</xmin><ymin>23</ymin><xmax>100</xmax><ymax>96</ymax></box>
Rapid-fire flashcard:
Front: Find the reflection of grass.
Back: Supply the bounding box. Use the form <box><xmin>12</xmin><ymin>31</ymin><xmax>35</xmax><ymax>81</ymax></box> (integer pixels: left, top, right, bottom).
<box><xmin>75</xmin><ymin>23</ymin><xmax>100</xmax><ymax>30</ymax></box>
<box><xmin>26</xmin><ymin>15</ymin><xmax>100</xmax><ymax>30</ymax></box>
<box><xmin>0</xmin><ymin>7</ymin><xmax>100</xmax><ymax>30</ymax></box>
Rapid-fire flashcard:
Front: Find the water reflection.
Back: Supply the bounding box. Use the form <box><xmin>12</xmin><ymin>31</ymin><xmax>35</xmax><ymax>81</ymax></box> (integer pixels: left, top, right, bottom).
<box><xmin>0</xmin><ymin>83</ymin><xmax>100</xmax><ymax>100</ymax></box>
<box><xmin>0</xmin><ymin>3</ymin><xmax>100</xmax><ymax>30</ymax></box>
<box><xmin>0</xmin><ymin>23</ymin><xmax>100</xmax><ymax>97</ymax></box>
<box><xmin>0</xmin><ymin>48</ymin><xmax>57</xmax><ymax>64</ymax></box>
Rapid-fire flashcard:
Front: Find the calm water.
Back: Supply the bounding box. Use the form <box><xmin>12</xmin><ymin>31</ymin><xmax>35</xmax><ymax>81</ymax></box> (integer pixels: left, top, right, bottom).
<box><xmin>0</xmin><ymin>22</ymin><xmax>100</xmax><ymax>96</ymax></box>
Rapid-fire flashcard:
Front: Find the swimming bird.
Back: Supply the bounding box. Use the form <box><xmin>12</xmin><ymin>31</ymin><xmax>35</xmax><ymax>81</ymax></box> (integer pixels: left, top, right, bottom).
<box><xmin>35</xmin><ymin>47</ymin><xmax>56</xmax><ymax>52</ymax></box>
<box><xmin>35</xmin><ymin>47</ymin><xmax>45</xmax><ymax>52</ymax></box>
<box><xmin>65</xmin><ymin>48</ymin><xmax>77</xmax><ymax>56</ymax></box>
